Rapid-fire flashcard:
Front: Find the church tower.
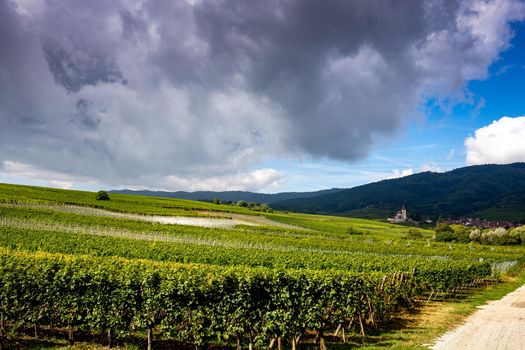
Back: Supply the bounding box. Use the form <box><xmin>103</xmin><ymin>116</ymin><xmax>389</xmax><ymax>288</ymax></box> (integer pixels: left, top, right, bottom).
<box><xmin>401</xmin><ymin>205</ymin><xmax>407</xmax><ymax>220</ymax></box>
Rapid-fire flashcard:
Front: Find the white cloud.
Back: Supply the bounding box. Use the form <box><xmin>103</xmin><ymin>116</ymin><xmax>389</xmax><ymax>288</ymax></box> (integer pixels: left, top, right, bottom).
<box><xmin>156</xmin><ymin>168</ymin><xmax>284</xmax><ymax>192</ymax></box>
<box><xmin>0</xmin><ymin>161</ymin><xmax>97</xmax><ymax>189</ymax></box>
<box><xmin>465</xmin><ymin>116</ymin><xmax>525</xmax><ymax>165</ymax></box>
<box><xmin>388</xmin><ymin>168</ymin><xmax>415</xmax><ymax>179</ymax></box>
<box><xmin>420</xmin><ymin>162</ymin><xmax>443</xmax><ymax>172</ymax></box>
<box><xmin>0</xmin><ymin>160</ymin><xmax>284</xmax><ymax>192</ymax></box>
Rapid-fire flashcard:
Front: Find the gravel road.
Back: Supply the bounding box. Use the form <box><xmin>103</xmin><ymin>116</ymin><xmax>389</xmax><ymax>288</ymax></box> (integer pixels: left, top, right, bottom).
<box><xmin>432</xmin><ymin>283</ymin><xmax>525</xmax><ymax>350</ymax></box>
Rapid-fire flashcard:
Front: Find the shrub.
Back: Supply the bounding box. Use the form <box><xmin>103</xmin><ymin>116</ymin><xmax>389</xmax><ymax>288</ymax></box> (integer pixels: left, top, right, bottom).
<box><xmin>434</xmin><ymin>224</ymin><xmax>455</xmax><ymax>242</ymax></box>
<box><xmin>435</xmin><ymin>224</ymin><xmax>469</xmax><ymax>243</ymax></box>
<box><xmin>212</xmin><ymin>198</ymin><xmax>221</xmax><ymax>205</ymax></box>
<box><xmin>469</xmin><ymin>229</ymin><xmax>482</xmax><ymax>243</ymax></box>
<box><xmin>347</xmin><ymin>227</ymin><xmax>366</xmax><ymax>235</ymax></box>
<box><xmin>406</xmin><ymin>229</ymin><xmax>423</xmax><ymax>239</ymax></box>
<box><xmin>95</xmin><ymin>190</ymin><xmax>110</xmax><ymax>201</ymax></box>
<box><xmin>450</xmin><ymin>225</ymin><xmax>470</xmax><ymax>243</ymax></box>
<box><xmin>510</xmin><ymin>225</ymin><xmax>525</xmax><ymax>245</ymax></box>
<box><xmin>259</xmin><ymin>203</ymin><xmax>273</xmax><ymax>213</ymax></box>
<box><xmin>479</xmin><ymin>227</ymin><xmax>518</xmax><ymax>245</ymax></box>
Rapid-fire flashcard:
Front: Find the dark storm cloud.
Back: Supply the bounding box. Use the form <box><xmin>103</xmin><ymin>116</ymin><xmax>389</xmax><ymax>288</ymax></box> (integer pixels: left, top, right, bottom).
<box><xmin>0</xmin><ymin>0</ymin><xmax>523</xmax><ymax>190</ymax></box>
<box><xmin>44</xmin><ymin>43</ymin><xmax>126</xmax><ymax>93</ymax></box>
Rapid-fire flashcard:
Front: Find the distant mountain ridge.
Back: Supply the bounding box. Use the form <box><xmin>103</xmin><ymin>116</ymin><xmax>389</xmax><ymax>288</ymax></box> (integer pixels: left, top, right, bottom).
<box><xmin>110</xmin><ymin>188</ymin><xmax>344</xmax><ymax>204</ymax></box>
<box><xmin>271</xmin><ymin>163</ymin><xmax>525</xmax><ymax>222</ymax></box>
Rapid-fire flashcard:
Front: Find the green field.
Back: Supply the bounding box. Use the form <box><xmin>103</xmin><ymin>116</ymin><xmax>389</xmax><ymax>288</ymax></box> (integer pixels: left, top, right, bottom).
<box><xmin>0</xmin><ymin>183</ymin><xmax>524</xmax><ymax>349</ymax></box>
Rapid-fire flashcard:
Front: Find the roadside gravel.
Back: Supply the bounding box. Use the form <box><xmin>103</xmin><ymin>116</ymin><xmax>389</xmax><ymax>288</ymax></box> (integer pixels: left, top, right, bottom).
<box><xmin>432</xmin><ymin>283</ymin><xmax>525</xmax><ymax>350</ymax></box>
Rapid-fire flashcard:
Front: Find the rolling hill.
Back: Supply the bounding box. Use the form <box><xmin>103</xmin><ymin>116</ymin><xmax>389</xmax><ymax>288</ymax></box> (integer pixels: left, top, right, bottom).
<box><xmin>272</xmin><ymin>163</ymin><xmax>525</xmax><ymax>222</ymax></box>
<box><xmin>110</xmin><ymin>188</ymin><xmax>343</xmax><ymax>204</ymax></box>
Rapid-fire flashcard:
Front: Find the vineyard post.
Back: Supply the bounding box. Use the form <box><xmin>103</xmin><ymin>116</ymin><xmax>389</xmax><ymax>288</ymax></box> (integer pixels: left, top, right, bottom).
<box><xmin>147</xmin><ymin>327</ymin><xmax>153</xmax><ymax>350</ymax></box>
<box><xmin>358</xmin><ymin>315</ymin><xmax>365</xmax><ymax>337</ymax></box>
<box><xmin>318</xmin><ymin>331</ymin><xmax>327</xmax><ymax>350</ymax></box>
<box><xmin>236</xmin><ymin>334</ymin><xmax>241</xmax><ymax>350</ymax></box>
<box><xmin>68</xmin><ymin>325</ymin><xmax>74</xmax><ymax>345</ymax></box>
<box><xmin>334</xmin><ymin>323</ymin><xmax>342</xmax><ymax>336</ymax></box>
<box><xmin>248</xmin><ymin>330</ymin><xmax>254</xmax><ymax>350</ymax></box>
<box><xmin>0</xmin><ymin>312</ymin><xmax>4</xmax><ymax>350</ymax></box>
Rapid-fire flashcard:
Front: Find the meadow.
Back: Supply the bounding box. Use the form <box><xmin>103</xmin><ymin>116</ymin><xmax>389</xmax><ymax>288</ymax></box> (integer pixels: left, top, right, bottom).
<box><xmin>0</xmin><ymin>183</ymin><xmax>524</xmax><ymax>350</ymax></box>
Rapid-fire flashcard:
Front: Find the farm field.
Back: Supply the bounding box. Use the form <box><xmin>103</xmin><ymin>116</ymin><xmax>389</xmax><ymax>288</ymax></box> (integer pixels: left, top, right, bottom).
<box><xmin>0</xmin><ymin>183</ymin><xmax>524</xmax><ymax>350</ymax></box>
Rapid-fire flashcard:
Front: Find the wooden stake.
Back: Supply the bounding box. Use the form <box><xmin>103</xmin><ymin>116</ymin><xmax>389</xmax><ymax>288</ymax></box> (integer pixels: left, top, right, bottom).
<box><xmin>358</xmin><ymin>315</ymin><xmax>366</xmax><ymax>337</ymax></box>
<box><xmin>249</xmin><ymin>332</ymin><xmax>254</xmax><ymax>350</ymax></box>
<box><xmin>108</xmin><ymin>328</ymin><xmax>113</xmax><ymax>349</ymax></box>
<box><xmin>147</xmin><ymin>327</ymin><xmax>153</xmax><ymax>350</ymax></box>
<box><xmin>236</xmin><ymin>334</ymin><xmax>242</xmax><ymax>350</ymax></box>
<box><xmin>334</xmin><ymin>323</ymin><xmax>342</xmax><ymax>336</ymax></box>
<box><xmin>0</xmin><ymin>313</ymin><xmax>4</xmax><ymax>350</ymax></box>
<box><xmin>68</xmin><ymin>325</ymin><xmax>75</xmax><ymax>345</ymax></box>
<box><xmin>319</xmin><ymin>333</ymin><xmax>327</xmax><ymax>350</ymax></box>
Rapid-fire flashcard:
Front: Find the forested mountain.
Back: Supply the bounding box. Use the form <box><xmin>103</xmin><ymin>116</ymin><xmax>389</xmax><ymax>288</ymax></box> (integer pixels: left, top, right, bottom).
<box><xmin>110</xmin><ymin>188</ymin><xmax>343</xmax><ymax>204</ymax></box>
<box><xmin>272</xmin><ymin>163</ymin><xmax>525</xmax><ymax>222</ymax></box>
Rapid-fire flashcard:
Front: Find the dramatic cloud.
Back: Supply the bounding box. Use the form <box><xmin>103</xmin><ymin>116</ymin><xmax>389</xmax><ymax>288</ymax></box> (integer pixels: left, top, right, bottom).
<box><xmin>0</xmin><ymin>0</ymin><xmax>524</xmax><ymax>190</ymax></box>
<box><xmin>465</xmin><ymin>116</ymin><xmax>525</xmax><ymax>165</ymax></box>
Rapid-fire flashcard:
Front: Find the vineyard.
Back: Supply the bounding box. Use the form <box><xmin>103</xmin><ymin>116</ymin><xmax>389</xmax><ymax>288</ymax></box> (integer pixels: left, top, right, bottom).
<box><xmin>0</xmin><ymin>183</ymin><xmax>524</xmax><ymax>349</ymax></box>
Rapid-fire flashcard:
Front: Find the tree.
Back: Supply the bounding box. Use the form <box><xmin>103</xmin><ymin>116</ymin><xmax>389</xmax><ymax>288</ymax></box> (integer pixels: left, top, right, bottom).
<box><xmin>96</xmin><ymin>191</ymin><xmax>110</xmax><ymax>201</ymax></box>
<box><xmin>212</xmin><ymin>198</ymin><xmax>221</xmax><ymax>205</ymax></box>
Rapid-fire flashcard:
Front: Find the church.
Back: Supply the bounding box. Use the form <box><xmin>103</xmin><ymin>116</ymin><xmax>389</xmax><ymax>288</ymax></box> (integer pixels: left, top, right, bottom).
<box><xmin>387</xmin><ymin>205</ymin><xmax>408</xmax><ymax>223</ymax></box>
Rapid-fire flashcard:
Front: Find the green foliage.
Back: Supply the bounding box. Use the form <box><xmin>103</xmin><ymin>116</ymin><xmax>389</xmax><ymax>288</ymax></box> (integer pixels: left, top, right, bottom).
<box><xmin>434</xmin><ymin>224</ymin><xmax>469</xmax><ymax>243</ymax></box>
<box><xmin>510</xmin><ymin>225</ymin><xmax>525</xmax><ymax>245</ymax></box>
<box><xmin>469</xmin><ymin>226</ymin><xmax>525</xmax><ymax>246</ymax></box>
<box><xmin>96</xmin><ymin>190</ymin><xmax>110</xmax><ymax>201</ymax></box>
<box><xmin>406</xmin><ymin>228</ymin><xmax>423</xmax><ymax>239</ymax></box>
<box><xmin>0</xmin><ymin>248</ymin><xmax>415</xmax><ymax>348</ymax></box>
<box><xmin>212</xmin><ymin>197</ymin><xmax>221</xmax><ymax>205</ymax></box>
<box><xmin>346</xmin><ymin>226</ymin><xmax>366</xmax><ymax>235</ymax></box>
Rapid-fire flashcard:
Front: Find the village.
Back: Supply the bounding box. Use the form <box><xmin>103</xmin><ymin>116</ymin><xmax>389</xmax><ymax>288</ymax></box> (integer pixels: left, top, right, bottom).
<box><xmin>388</xmin><ymin>205</ymin><xmax>518</xmax><ymax>228</ymax></box>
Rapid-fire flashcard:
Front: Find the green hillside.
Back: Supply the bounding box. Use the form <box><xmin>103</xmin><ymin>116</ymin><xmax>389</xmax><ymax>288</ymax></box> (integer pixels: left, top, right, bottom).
<box><xmin>0</xmin><ymin>182</ymin><xmax>524</xmax><ymax>349</ymax></box>
<box><xmin>272</xmin><ymin>163</ymin><xmax>525</xmax><ymax>222</ymax></box>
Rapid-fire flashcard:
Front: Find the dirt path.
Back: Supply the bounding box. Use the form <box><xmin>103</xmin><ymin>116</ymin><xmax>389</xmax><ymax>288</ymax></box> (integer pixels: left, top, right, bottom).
<box><xmin>432</xmin><ymin>283</ymin><xmax>525</xmax><ymax>350</ymax></box>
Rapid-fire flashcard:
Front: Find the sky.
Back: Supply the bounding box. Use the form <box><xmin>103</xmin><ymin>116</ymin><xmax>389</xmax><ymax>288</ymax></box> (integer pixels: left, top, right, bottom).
<box><xmin>1</xmin><ymin>0</ymin><xmax>525</xmax><ymax>193</ymax></box>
